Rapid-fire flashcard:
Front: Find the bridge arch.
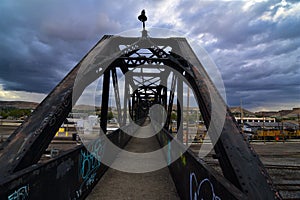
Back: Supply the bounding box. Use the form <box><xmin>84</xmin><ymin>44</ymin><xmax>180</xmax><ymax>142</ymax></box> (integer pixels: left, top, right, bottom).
<box><xmin>0</xmin><ymin>31</ymin><xmax>281</xmax><ymax>199</ymax></box>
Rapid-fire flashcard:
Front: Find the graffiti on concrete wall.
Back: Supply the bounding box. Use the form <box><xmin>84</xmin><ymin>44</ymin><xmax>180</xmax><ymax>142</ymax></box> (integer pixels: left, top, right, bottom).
<box><xmin>189</xmin><ymin>172</ymin><xmax>221</xmax><ymax>200</ymax></box>
<box><xmin>75</xmin><ymin>137</ymin><xmax>105</xmax><ymax>198</ymax></box>
<box><xmin>85</xmin><ymin>137</ymin><xmax>105</xmax><ymax>162</ymax></box>
<box><xmin>79</xmin><ymin>150</ymin><xmax>101</xmax><ymax>180</ymax></box>
<box><xmin>8</xmin><ymin>184</ymin><xmax>29</xmax><ymax>200</ymax></box>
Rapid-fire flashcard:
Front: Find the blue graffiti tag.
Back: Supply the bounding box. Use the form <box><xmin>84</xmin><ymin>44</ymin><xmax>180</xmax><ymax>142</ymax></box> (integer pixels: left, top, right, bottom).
<box><xmin>75</xmin><ymin>137</ymin><xmax>105</xmax><ymax>198</ymax></box>
<box><xmin>86</xmin><ymin>137</ymin><xmax>105</xmax><ymax>162</ymax></box>
<box><xmin>8</xmin><ymin>185</ymin><xmax>29</xmax><ymax>200</ymax></box>
<box><xmin>79</xmin><ymin>150</ymin><xmax>101</xmax><ymax>180</ymax></box>
<box><xmin>79</xmin><ymin>137</ymin><xmax>105</xmax><ymax>180</ymax></box>
<box><xmin>189</xmin><ymin>173</ymin><xmax>221</xmax><ymax>200</ymax></box>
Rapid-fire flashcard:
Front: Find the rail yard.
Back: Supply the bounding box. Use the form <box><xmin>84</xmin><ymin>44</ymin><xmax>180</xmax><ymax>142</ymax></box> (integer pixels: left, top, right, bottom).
<box><xmin>1</xmin><ymin>122</ymin><xmax>299</xmax><ymax>199</ymax></box>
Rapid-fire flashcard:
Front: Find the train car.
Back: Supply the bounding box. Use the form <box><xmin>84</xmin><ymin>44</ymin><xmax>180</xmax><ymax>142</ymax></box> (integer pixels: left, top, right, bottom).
<box><xmin>256</xmin><ymin>129</ymin><xmax>300</xmax><ymax>140</ymax></box>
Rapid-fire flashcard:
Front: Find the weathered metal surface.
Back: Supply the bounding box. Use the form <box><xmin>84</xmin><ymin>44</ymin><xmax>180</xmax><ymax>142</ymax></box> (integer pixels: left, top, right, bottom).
<box><xmin>0</xmin><ymin>32</ymin><xmax>281</xmax><ymax>199</ymax></box>
<box><xmin>177</xmin><ymin>79</ymin><xmax>183</xmax><ymax>142</ymax></box>
<box><xmin>100</xmin><ymin>70</ymin><xmax>110</xmax><ymax>134</ymax></box>
<box><xmin>156</xmin><ymin>128</ymin><xmax>247</xmax><ymax>200</ymax></box>
<box><xmin>172</xmin><ymin>39</ymin><xmax>281</xmax><ymax>199</ymax></box>
<box><xmin>111</xmin><ymin>68</ymin><xmax>122</xmax><ymax>124</ymax></box>
<box><xmin>0</xmin><ymin>35</ymin><xmax>114</xmax><ymax>176</ymax></box>
<box><xmin>113</xmin><ymin>36</ymin><xmax>280</xmax><ymax>198</ymax></box>
<box><xmin>0</xmin><ymin>128</ymin><xmax>131</xmax><ymax>200</ymax></box>
<box><xmin>165</xmin><ymin>73</ymin><xmax>177</xmax><ymax>130</ymax></box>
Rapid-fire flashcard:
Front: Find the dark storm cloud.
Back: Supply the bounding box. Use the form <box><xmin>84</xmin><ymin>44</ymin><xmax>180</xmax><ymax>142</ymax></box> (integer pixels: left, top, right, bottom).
<box><xmin>217</xmin><ymin>44</ymin><xmax>300</xmax><ymax>109</ymax></box>
<box><xmin>169</xmin><ymin>0</ymin><xmax>300</xmax><ymax>110</ymax></box>
<box><xmin>0</xmin><ymin>0</ymin><xmax>299</xmax><ymax>110</ymax></box>
<box><xmin>0</xmin><ymin>0</ymin><xmax>121</xmax><ymax>93</ymax></box>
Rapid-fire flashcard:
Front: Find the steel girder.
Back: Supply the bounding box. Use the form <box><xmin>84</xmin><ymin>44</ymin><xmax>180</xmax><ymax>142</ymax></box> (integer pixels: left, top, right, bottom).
<box><xmin>0</xmin><ymin>35</ymin><xmax>114</xmax><ymax>175</ymax></box>
<box><xmin>0</xmin><ymin>33</ymin><xmax>281</xmax><ymax>199</ymax></box>
<box><xmin>100</xmin><ymin>70</ymin><xmax>110</xmax><ymax>134</ymax></box>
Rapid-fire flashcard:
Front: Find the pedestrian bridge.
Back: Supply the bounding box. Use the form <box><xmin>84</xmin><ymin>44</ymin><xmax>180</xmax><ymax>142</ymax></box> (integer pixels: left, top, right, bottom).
<box><xmin>0</xmin><ymin>27</ymin><xmax>281</xmax><ymax>199</ymax></box>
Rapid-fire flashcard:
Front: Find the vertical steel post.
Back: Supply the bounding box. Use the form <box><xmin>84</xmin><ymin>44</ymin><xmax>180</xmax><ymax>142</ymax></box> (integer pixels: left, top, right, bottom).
<box><xmin>123</xmin><ymin>78</ymin><xmax>129</xmax><ymax>125</ymax></box>
<box><xmin>100</xmin><ymin>70</ymin><xmax>110</xmax><ymax>134</ymax></box>
<box><xmin>136</xmin><ymin>92</ymin><xmax>140</xmax><ymax>120</ymax></box>
<box><xmin>165</xmin><ymin>74</ymin><xmax>177</xmax><ymax>130</ymax></box>
<box><xmin>177</xmin><ymin>77</ymin><xmax>183</xmax><ymax>142</ymax></box>
<box><xmin>132</xmin><ymin>92</ymin><xmax>136</xmax><ymax>121</ymax></box>
<box><xmin>186</xmin><ymin>87</ymin><xmax>190</xmax><ymax>145</ymax></box>
<box><xmin>112</xmin><ymin>68</ymin><xmax>122</xmax><ymax>124</ymax></box>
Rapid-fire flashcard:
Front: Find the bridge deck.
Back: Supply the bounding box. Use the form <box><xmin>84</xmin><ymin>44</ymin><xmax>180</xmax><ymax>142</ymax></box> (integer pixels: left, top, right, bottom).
<box><xmin>86</xmin><ymin>124</ymin><xmax>180</xmax><ymax>200</ymax></box>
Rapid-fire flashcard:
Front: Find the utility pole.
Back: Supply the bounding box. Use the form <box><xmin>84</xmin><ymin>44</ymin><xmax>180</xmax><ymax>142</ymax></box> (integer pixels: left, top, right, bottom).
<box><xmin>240</xmin><ymin>99</ymin><xmax>244</xmax><ymax>134</ymax></box>
<box><xmin>296</xmin><ymin>113</ymin><xmax>300</xmax><ymax>142</ymax></box>
<box><xmin>281</xmin><ymin>113</ymin><xmax>284</xmax><ymax>143</ymax></box>
<box><xmin>263</xmin><ymin>112</ymin><xmax>265</xmax><ymax>144</ymax></box>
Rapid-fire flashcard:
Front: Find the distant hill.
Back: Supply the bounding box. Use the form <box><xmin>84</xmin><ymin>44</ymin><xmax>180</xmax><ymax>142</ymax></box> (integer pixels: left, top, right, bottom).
<box><xmin>73</xmin><ymin>104</ymin><xmax>99</xmax><ymax>111</ymax></box>
<box><xmin>0</xmin><ymin>101</ymin><xmax>104</xmax><ymax>112</ymax></box>
<box><xmin>0</xmin><ymin>101</ymin><xmax>39</xmax><ymax>110</ymax></box>
<box><xmin>255</xmin><ymin>108</ymin><xmax>300</xmax><ymax>118</ymax></box>
<box><xmin>230</xmin><ymin>106</ymin><xmax>255</xmax><ymax>117</ymax></box>
<box><xmin>283</xmin><ymin>108</ymin><xmax>300</xmax><ymax>118</ymax></box>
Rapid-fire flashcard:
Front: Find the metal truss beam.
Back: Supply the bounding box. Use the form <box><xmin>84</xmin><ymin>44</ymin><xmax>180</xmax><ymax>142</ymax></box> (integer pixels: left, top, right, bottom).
<box><xmin>0</xmin><ymin>34</ymin><xmax>281</xmax><ymax>200</ymax></box>
<box><xmin>100</xmin><ymin>70</ymin><xmax>111</xmax><ymax>134</ymax></box>
<box><xmin>177</xmin><ymin>77</ymin><xmax>183</xmax><ymax>142</ymax></box>
<box><xmin>165</xmin><ymin>73</ymin><xmax>177</xmax><ymax>130</ymax></box>
<box><xmin>0</xmin><ymin>35</ymin><xmax>114</xmax><ymax>176</ymax></box>
<box><xmin>112</xmin><ymin>68</ymin><xmax>122</xmax><ymax>125</ymax></box>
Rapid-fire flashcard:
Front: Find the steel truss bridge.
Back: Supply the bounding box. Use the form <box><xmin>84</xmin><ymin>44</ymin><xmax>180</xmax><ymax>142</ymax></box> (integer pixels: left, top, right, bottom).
<box><xmin>0</xmin><ymin>30</ymin><xmax>282</xmax><ymax>199</ymax></box>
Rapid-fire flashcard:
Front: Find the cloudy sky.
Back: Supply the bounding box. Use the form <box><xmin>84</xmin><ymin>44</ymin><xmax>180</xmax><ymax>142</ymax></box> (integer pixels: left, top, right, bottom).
<box><xmin>0</xmin><ymin>0</ymin><xmax>299</xmax><ymax>111</ymax></box>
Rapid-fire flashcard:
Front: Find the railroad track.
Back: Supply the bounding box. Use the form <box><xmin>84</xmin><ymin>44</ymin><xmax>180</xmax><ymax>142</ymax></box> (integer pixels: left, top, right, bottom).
<box><xmin>203</xmin><ymin>160</ymin><xmax>300</xmax><ymax>199</ymax></box>
<box><xmin>265</xmin><ymin>164</ymin><xmax>300</xmax><ymax>170</ymax></box>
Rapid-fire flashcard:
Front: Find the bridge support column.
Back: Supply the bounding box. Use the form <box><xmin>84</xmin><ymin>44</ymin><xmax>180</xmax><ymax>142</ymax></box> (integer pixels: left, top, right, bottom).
<box><xmin>100</xmin><ymin>70</ymin><xmax>110</xmax><ymax>134</ymax></box>
<box><xmin>177</xmin><ymin>78</ymin><xmax>183</xmax><ymax>142</ymax></box>
<box><xmin>123</xmin><ymin>78</ymin><xmax>130</xmax><ymax>125</ymax></box>
<box><xmin>112</xmin><ymin>68</ymin><xmax>122</xmax><ymax>125</ymax></box>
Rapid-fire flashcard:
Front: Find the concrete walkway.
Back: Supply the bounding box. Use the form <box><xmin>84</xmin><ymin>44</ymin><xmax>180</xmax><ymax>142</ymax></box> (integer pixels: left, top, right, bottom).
<box><xmin>86</xmin><ymin>124</ymin><xmax>180</xmax><ymax>200</ymax></box>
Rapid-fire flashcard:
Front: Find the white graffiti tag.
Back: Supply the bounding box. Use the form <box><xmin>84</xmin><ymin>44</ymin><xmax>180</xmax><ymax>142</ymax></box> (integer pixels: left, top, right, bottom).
<box><xmin>190</xmin><ymin>173</ymin><xmax>221</xmax><ymax>200</ymax></box>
